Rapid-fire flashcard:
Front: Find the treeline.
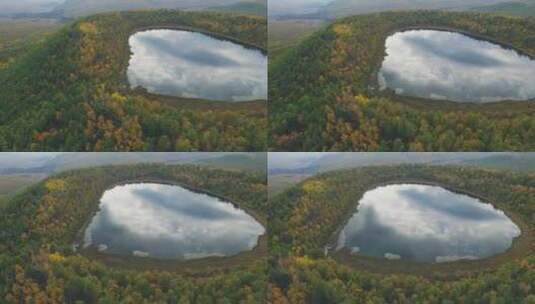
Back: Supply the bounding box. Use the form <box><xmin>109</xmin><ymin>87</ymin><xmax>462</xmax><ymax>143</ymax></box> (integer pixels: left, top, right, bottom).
<box><xmin>0</xmin><ymin>164</ymin><xmax>267</xmax><ymax>303</ymax></box>
<box><xmin>0</xmin><ymin>10</ymin><xmax>267</xmax><ymax>151</ymax></box>
<box><xmin>268</xmin><ymin>165</ymin><xmax>535</xmax><ymax>303</ymax></box>
<box><xmin>269</xmin><ymin>11</ymin><xmax>535</xmax><ymax>151</ymax></box>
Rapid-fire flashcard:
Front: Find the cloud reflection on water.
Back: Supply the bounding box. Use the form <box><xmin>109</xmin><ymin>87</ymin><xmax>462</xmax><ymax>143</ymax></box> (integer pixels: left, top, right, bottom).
<box><xmin>378</xmin><ymin>30</ymin><xmax>535</xmax><ymax>103</ymax></box>
<box><xmin>84</xmin><ymin>183</ymin><xmax>265</xmax><ymax>260</ymax></box>
<box><xmin>337</xmin><ymin>184</ymin><xmax>520</xmax><ymax>263</ymax></box>
<box><xmin>127</xmin><ymin>30</ymin><xmax>267</xmax><ymax>102</ymax></box>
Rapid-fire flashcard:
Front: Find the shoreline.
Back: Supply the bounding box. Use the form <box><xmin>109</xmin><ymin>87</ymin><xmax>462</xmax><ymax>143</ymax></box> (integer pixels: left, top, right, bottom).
<box><xmin>323</xmin><ymin>178</ymin><xmax>534</xmax><ymax>279</ymax></box>
<box><xmin>119</xmin><ymin>24</ymin><xmax>267</xmax><ymax>107</ymax></box>
<box><xmin>367</xmin><ymin>25</ymin><xmax>535</xmax><ymax>110</ymax></box>
<box><xmin>73</xmin><ymin>177</ymin><xmax>267</xmax><ymax>274</ymax></box>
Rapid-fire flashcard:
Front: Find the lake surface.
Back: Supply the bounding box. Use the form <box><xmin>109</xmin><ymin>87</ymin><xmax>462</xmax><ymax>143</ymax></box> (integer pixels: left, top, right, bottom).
<box><xmin>127</xmin><ymin>29</ymin><xmax>267</xmax><ymax>101</ymax></box>
<box><xmin>82</xmin><ymin>183</ymin><xmax>265</xmax><ymax>260</ymax></box>
<box><xmin>378</xmin><ymin>30</ymin><xmax>535</xmax><ymax>103</ymax></box>
<box><xmin>336</xmin><ymin>184</ymin><xmax>521</xmax><ymax>263</ymax></box>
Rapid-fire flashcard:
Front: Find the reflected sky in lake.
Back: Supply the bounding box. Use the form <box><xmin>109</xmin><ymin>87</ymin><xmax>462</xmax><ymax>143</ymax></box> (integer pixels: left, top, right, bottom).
<box><xmin>127</xmin><ymin>30</ymin><xmax>267</xmax><ymax>102</ymax></box>
<box><xmin>337</xmin><ymin>184</ymin><xmax>520</xmax><ymax>263</ymax></box>
<box><xmin>83</xmin><ymin>183</ymin><xmax>265</xmax><ymax>260</ymax></box>
<box><xmin>378</xmin><ymin>30</ymin><xmax>535</xmax><ymax>103</ymax></box>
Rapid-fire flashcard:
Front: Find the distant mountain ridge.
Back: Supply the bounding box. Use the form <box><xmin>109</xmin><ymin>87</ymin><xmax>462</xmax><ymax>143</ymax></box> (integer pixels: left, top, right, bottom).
<box><xmin>0</xmin><ymin>0</ymin><xmax>266</xmax><ymax>19</ymax></box>
<box><xmin>268</xmin><ymin>153</ymin><xmax>534</xmax><ymax>177</ymax></box>
<box><xmin>0</xmin><ymin>153</ymin><xmax>263</xmax><ymax>175</ymax></box>
<box><xmin>325</xmin><ymin>0</ymin><xmax>526</xmax><ymax>17</ymax></box>
<box><xmin>206</xmin><ymin>1</ymin><xmax>267</xmax><ymax>17</ymax></box>
<box><xmin>461</xmin><ymin>154</ymin><xmax>535</xmax><ymax>172</ymax></box>
<box><xmin>270</xmin><ymin>0</ymin><xmax>533</xmax><ymax>20</ymax></box>
<box><xmin>0</xmin><ymin>0</ymin><xmax>63</xmax><ymax>15</ymax></box>
<box><xmin>54</xmin><ymin>0</ymin><xmax>265</xmax><ymax>17</ymax></box>
<box><xmin>469</xmin><ymin>0</ymin><xmax>535</xmax><ymax>16</ymax></box>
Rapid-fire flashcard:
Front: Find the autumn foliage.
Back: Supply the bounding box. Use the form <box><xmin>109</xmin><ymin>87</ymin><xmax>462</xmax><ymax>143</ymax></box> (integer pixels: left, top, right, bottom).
<box><xmin>268</xmin><ymin>165</ymin><xmax>535</xmax><ymax>302</ymax></box>
<box><xmin>0</xmin><ymin>164</ymin><xmax>268</xmax><ymax>303</ymax></box>
<box><xmin>0</xmin><ymin>10</ymin><xmax>267</xmax><ymax>151</ymax></box>
<box><xmin>269</xmin><ymin>11</ymin><xmax>535</xmax><ymax>151</ymax></box>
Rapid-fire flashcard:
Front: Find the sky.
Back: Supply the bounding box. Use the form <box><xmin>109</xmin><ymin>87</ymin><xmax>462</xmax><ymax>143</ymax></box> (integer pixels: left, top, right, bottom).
<box><xmin>0</xmin><ymin>0</ymin><xmax>65</xmax><ymax>14</ymax></box>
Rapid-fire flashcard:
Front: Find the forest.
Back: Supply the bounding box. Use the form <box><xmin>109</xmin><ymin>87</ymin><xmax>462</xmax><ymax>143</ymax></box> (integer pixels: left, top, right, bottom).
<box><xmin>0</xmin><ymin>20</ymin><xmax>61</xmax><ymax>69</ymax></box>
<box><xmin>0</xmin><ymin>164</ymin><xmax>268</xmax><ymax>303</ymax></box>
<box><xmin>269</xmin><ymin>11</ymin><xmax>535</xmax><ymax>151</ymax></box>
<box><xmin>268</xmin><ymin>165</ymin><xmax>535</xmax><ymax>303</ymax></box>
<box><xmin>0</xmin><ymin>10</ymin><xmax>267</xmax><ymax>151</ymax></box>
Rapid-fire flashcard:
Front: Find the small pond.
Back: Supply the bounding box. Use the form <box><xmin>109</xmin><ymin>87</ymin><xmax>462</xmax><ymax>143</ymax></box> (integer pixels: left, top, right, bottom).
<box><xmin>378</xmin><ymin>30</ymin><xmax>535</xmax><ymax>103</ymax></box>
<box><xmin>82</xmin><ymin>183</ymin><xmax>265</xmax><ymax>260</ymax></box>
<box><xmin>336</xmin><ymin>184</ymin><xmax>521</xmax><ymax>263</ymax></box>
<box><xmin>127</xmin><ymin>29</ymin><xmax>268</xmax><ymax>101</ymax></box>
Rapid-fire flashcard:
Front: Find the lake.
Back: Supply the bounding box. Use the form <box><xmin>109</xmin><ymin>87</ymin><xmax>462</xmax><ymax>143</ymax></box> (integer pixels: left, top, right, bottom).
<box><xmin>127</xmin><ymin>29</ymin><xmax>267</xmax><ymax>101</ymax></box>
<box><xmin>336</xmin><ymin>184</ymin><xmax>521</xmax><ymax>263</ymax></box>
<box><xmin>82</xmin><ymin>183</ymin><xmax>265</xmax><ymax>260</ymax></box>
<box><xmin>378</xmin><ymin>30</ymin><xmax>535</xmax><ymax>103</ymax></box>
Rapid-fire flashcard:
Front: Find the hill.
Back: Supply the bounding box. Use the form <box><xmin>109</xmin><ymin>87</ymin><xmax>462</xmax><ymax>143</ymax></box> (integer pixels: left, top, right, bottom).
<box><xmin>194</xmin><ymin>153</ymin><xmax>267</xmax><ymax>173</ymax></box>
<box><xmin>268</xmin><ymin>20</ymin><xmax>326</xmax><ymax>61</ymax></box>
<box><xmin>269</xmin><ymin>0</ymin><xmax>529</xmax><ymax>19</ymax></box>
<box><xmin>0</xmin><ymin>163</ymin><xmax>268</xmax><ymax>302</ymax></box>
<box><xmin>0</xmin><ymin>19</ymin><xmax>61</xmax><ymax>68</ymax></box>
<box><xmin>269</xmin><ymin>11</ymin><xmax>535</xmax><ymax>151</ymax></box>
<box><xmin>462</xmin><ymin>153</ymin><xmax>535</xmax><ymax>172</ymax></box>
<box><xmin>324</xmin><ymin>0</ymin><xmax>521</xmax><ymax>17</ymax></box>
<box><xmin>0</xmin><ymin>152</ymin><xmax>266</xmax><ymax>175</ymax></box>
<box><xmin>206</xmin><ymin>1</ymin><xmax>267</xmax><ymax>17</ymax></box>
<box><xmin>0</xmin><ymin>10</ymin><xmax>267</xmax><ymax>151</ymax></box>
<box><xmin>53</xmin><ymin>0</ymin><xmax>242</xmax><ymax>18</ymax></box>
<box><xmin>470</xmin><ymin>0</ymin><xmax>535</xmax><ymax>17</ymax></box>
<box><xmin>0</xmin><ymin>174</ymin><xmax>46</xmax><ymax>201</ymax></box>
<box><xmin>0</xmin><ymin>152</ymin><xmax>266</xmax><ymax>212</ymax></box>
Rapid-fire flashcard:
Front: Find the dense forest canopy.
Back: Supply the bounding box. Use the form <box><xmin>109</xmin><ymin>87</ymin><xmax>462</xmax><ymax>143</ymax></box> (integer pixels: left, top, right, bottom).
<box><xmin>269</xmin><ymin>11</ymin><xmax>535</xmax><ymax>151</ymax></box>
<box><xmin>0</xmin><ymin>10</ymin><xmax>267</xmax><ymax>151</ymax></box>
<box><xmin>0</xmin><ymin>164</ymin><xmax>267</xmax><ymax>303</ymax></box>
<box><xmin>268</xmin><ymin>165</ymin><xmax>535</xmax><ymax>303</ymax></box>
